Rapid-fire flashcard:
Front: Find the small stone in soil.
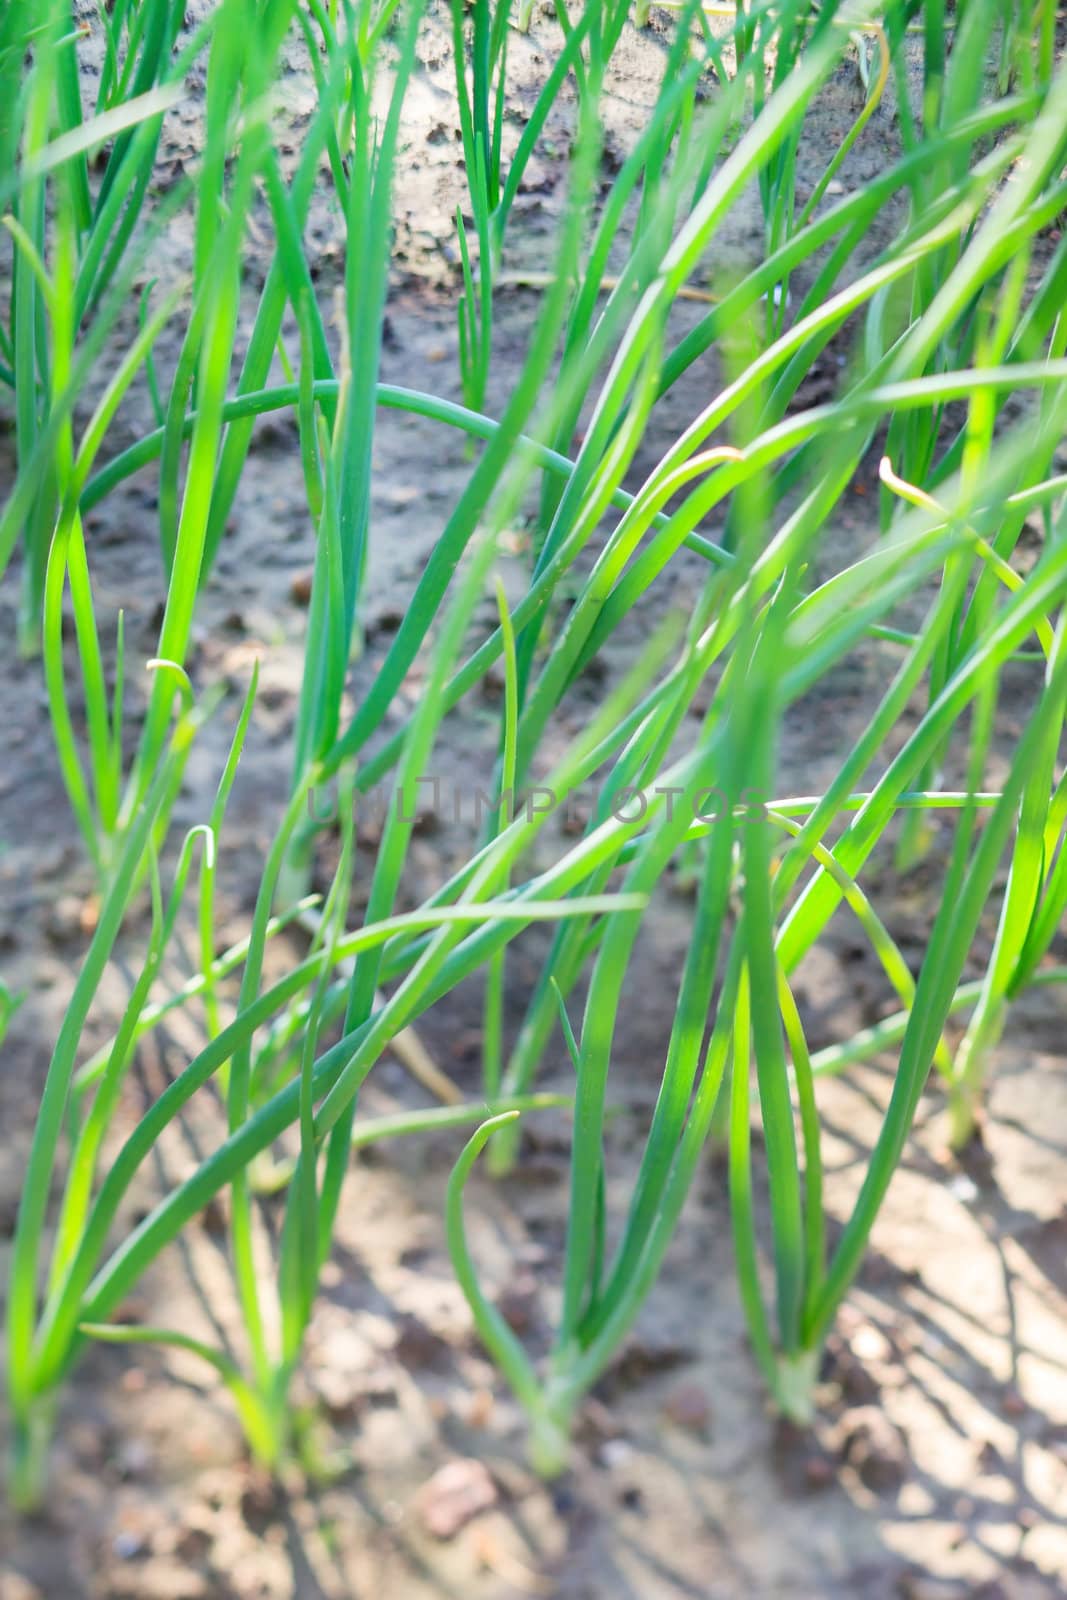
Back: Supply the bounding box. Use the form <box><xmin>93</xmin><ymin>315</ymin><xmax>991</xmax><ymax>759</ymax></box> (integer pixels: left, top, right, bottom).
<box><xmin>465</xmin><ymin>1389</ymin><xmax>494</xmax><ymax>1429</ymax></box>
<box><xmin>367</xmin><ymin>606</ymin><xmax>404</xmax><ymax>637</ymax></box>
<box><xmin>239</xmin><ymin>1468</ymin><xmax>280</xmax><ymax>1531</ymax></box>
<box><xmin>597</xmin><ymin>1438</ymin><xmax>634</xmax><ymax>1471</ymax></box>
<box><xmin>837</xmin><ymin>1406</ymin><xmax>908</xmax><ymax>1491</ymax></box>
<box><xmin>393</xmin><ymin>1313</ymin><xmax>452</xmax><ymax>1371</ymax></box>
<box><xmin>46</xmin><ymin>894</ymin><xmax>89</xmax><ymax>944</ymax></box>
<box><xmin>173</xmin><ymin>1522</ymin><xmax>213</xmax><ymax>1563</ymax></box>
<box><xmin>496</xmin><ymin>1271</ymin><xmax>539</xmax><ymax>1334</ymax></box>
<box><xmin>112</xmin><ymin>1530</ymin><xmax>148</xmax><ymax>1561</ymax></box>
<box><xmin>111</xmin><ymin>1296</ymin><xmax>149</xmax><ymax>1326</ymax></box>
<box><xmin>550</xmin><ymin>1481</ymin><xmax>577</xmax><ymax>1517</ymax></box>
<box><xmin>662</xmin><ymin>1381</ymin><xmax>711</xmax><ymax>1435</ymax></box>
<box><xmin>397</xmin><ymin>1244</ymin><xmax>433</xmax><ymax>1270</ymax></box>
<box><xmin>115</xmin><ymin>1438</ymin><xmax>153</xmax><ymax>1480</ymax></box>
<box><xmin>449</xmin><ymin>1027</ymin><xmax>483</xmax><ymax>1062</ymax></box>
<box><xmin>604</xmin><ymin>1332</ymin><xmax>696</xmax><ymax>1392</ymax></box>
<box><xmin>416</xmin><ymin>1458</ymin><xmax>498</xmax><ymax>1539</ymax></box>
<box><xmin>772</xmin><ymin>1419</ymin><xmax>836</xmax><ymax>1496</ymax></box>
<box><xmin>822</xmin><ymin>1331</ymin><xmax>881</xmax><ymax>1403</ymax></box>
<box><xmin>314</xmin><ymin>1368</ymin><xmax>368</xmax><ymax>1423</ymax></box>
<box><xmin>802</xmin><ymin>1454</ymin><xmax>835</xmax><ymax>1491</ymax></box>
<box><xmin>198</xmin><ymin>1194</ymin><xmax>228</xmax><ymax>1236</ymax></box>
<box><xmin>946</xmin><ymin>1171</ymin><xmax>979</xmax><ymax>1204</ymax></box>
<box><xmin>289</xmin><ymin>569</ymin><xmax>313</xmax><ymax>605</ymax></box>
<box><xmin>576</xmin><ymin>1398</ymin><xmax>621</xmax><ymax>1448</ymax></box>
<box><xmin>849</xmin><ymin>1321</ymin><xmax>892</xmax><ymax>1364</ymax></box>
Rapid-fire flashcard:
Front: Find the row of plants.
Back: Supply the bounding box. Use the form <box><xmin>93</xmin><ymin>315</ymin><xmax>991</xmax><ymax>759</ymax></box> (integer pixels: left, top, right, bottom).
<box><xmin>2</xmin><ymin>0</ymin><xmax>1066</xmax><ymax>1510</ymax></box>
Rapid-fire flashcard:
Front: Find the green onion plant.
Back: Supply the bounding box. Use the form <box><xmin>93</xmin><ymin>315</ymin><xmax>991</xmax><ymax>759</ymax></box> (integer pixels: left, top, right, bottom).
<box><xmin>3</xmin><ymin>0</ymin><xmax>1067</xmax><ymax>1504</ymax></box>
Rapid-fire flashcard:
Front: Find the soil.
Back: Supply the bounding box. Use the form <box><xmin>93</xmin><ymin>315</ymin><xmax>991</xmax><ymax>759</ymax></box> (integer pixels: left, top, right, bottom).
<box><xmin>2</xmin><ymin>6</ymin><xmax>1066</xmax><ymax>1598</ymax></box>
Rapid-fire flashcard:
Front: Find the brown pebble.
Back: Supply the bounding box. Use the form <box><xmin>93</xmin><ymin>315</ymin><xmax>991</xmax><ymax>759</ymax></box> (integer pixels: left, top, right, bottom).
<box><xmin>416</xmin><ymin>1458</ymin><xmax>498</xmax><ymax>1539</ymax></box>
<box><xmin>393</xmin><ymin>1312</ymin><xmax>451</xmax><ymax>1371</ymax></box>
<box><xmin>1001</xmin><ymin>1387</ymin><xmax>1027</xmax><ymax>1417</ymax></box>
<box><xmin>199</xmin><ymin>1194</ymin><xmax>228</xmax><ymax>1236</ymax></box>
<box><xmin>823</xmin><ymin>1330</ymin><xmax>879</xmax><ymax>1403</ymax></box>
<box><xmin>496</xmin><ymin>1271</ymin><xmax>539</xmax><ymax>1335</ymax></box>
<box><xmin>449</xmin><ymin>1028</ymin><xmax>483</xmax><ymax>1062</ymax></box>
<box><xmin>367</xmin><ymin>606</ymin><xmax>404</xmax><ymax>638</ymax></box>
<box><xmin>836</xmin><ymin>1406</ymin><xmax>908</xmax><ymax>1491</ymax></box>
<box><xmin>239</xmin><ymin>1467</ymin><xmax>279</xmax><ymax>1529</ymax></box>
<box><xmin>577</xmin><ymin>1398</ymin><xmax>621</xmax><ymax>1446</ymax></box>
<box><xmin>607</xmin><ymin>1333</ymin><xmax>696</xmax><ymax>1391</ymax></box>
<box><xmin>802</xmin><ymin>1453</ymin><xmax>835</xmax><ymax>1490</ymax></box>
<box><xmin>314</xmin><ymin>1368</ymin><xmax>366</xmax><ymax>1424</ymax></box>
<box><xmin>662</xmin><ymin>1381</ymin><xmax>711</xmax><ymax>1435</ymax></box>
<box><xmin>290</xmin><ymin>569</ymin><xmax>314</xmax><ymax>605</ymax></box>
<box><xmin>466</xmin><ymin>1388</ymin><xmax>494</xmax><ymax>1429</ymax></box>
<box><xmin>47</xmin><ymin>894</ymin><xmax>88</xmax><ymax>944</ymax></box>
<box><xmin>115</xmin><ymin>1439</ymin><xmax>153</xmax><ymax>1481</ymax></box>
<box><xmin>112</xmin><ymin>1296</ymin><xmax>148</xmax><ymax>1326</ymax></box>
<box><xmin>173</xmin><ymin>1522</ymin><xmax>213</xmax><ymax>1563</ymax></box>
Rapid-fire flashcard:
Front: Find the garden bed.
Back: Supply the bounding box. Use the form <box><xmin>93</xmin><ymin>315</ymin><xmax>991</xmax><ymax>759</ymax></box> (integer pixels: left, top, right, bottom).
<box><xmin>1</xmin><ymin>4</ymin><xmax>1066</xmax><ymax>1596</ymax></box>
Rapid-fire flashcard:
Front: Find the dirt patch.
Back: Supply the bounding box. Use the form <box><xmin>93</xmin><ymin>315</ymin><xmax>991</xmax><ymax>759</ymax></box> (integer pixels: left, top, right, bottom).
<box><xmin>2</xmin><ymin>6</ymin><xmax>1066</xmax><ymax>1598</ymax></box>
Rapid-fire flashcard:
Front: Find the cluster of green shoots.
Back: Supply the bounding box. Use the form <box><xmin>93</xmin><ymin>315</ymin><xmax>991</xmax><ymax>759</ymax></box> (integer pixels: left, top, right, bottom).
<box><xmin>2</xmin><ymin>0</ymin><xmax>1066</xmax><ymax>1509</ymax></box>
